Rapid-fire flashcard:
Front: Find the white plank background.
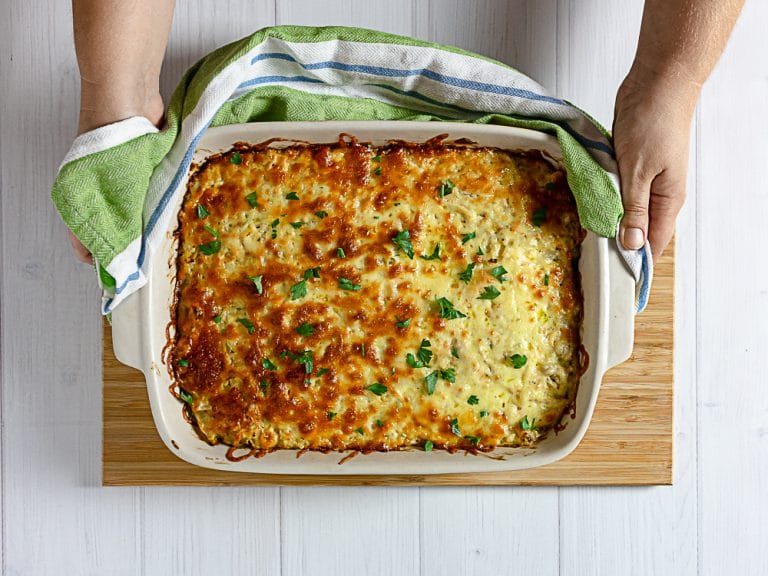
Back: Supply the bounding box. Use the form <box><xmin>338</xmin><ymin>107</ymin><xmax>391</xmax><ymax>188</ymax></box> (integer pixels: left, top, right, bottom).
<box><xmin>1</xmin><ymin>1</ymin><xmax>766</xmax><ymax>574</ymax></box>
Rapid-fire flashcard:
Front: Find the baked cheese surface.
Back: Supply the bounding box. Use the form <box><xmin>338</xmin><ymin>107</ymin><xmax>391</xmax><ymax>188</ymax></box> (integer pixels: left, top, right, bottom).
<box><xmin>171</xmin><ymin>138</ymin><xmax>584</xmax><ymax>456</ymax></box>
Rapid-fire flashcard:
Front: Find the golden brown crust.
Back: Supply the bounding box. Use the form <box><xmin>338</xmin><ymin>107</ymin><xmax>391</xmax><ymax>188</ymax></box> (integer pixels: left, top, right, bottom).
<box><xmin>170</xmin><ymin>136</ymin><xmax>584</xmax><ymax>456</ymax></box>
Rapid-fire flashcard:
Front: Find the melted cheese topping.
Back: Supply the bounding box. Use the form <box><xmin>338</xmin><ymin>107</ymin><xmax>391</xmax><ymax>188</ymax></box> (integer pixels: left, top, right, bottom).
<box><xmin>171</xmin><ymin>138</ymin><xmax>584</xmax><ymax>454</ymax></box>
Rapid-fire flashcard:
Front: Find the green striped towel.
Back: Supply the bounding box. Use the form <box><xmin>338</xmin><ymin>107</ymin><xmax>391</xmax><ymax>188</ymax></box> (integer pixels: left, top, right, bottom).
<box><xmin>51</xmin><ymin>25</ymin><xmax>652</xmax><ymax>314</ymax></box>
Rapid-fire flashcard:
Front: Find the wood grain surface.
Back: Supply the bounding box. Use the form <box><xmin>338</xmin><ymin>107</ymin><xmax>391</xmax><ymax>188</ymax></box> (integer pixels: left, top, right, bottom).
<box><xmin>102</xmin><ymin>243</ymin><xmax>674</xmax><ymax>486</ymax></box>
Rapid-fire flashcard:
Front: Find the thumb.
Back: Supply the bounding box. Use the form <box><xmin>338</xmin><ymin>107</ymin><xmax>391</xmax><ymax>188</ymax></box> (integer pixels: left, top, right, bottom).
<box><xmin>618</xmin><ymin>165</ymin><xmax>653</xmax><ymax>251</ymax></box>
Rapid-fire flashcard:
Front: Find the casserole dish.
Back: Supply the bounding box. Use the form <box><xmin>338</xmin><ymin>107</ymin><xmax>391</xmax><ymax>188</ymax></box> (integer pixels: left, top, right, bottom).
<box><xmin>111</xmin><ymin>121</ymin><xmax>635</xmax><ymax>475</ymax></box>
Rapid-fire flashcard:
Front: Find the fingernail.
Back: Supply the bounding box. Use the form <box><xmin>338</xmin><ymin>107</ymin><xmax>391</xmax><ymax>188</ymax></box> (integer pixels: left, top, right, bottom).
<box><xmin>622</xmin><ymin>227</ymin><xmax>645</xmax><ymax>250</ymax></box>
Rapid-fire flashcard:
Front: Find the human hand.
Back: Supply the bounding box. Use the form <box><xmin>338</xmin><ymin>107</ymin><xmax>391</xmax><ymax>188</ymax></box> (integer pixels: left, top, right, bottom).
<box><xmin>613</xmin><ymin>72</ymin><xmax>698</xmax><ymax>261</ymax></box>
<box><xmin>68</xmin><ymin>90</ymin><xmax>165</xmax><ymax>264</ymax></box>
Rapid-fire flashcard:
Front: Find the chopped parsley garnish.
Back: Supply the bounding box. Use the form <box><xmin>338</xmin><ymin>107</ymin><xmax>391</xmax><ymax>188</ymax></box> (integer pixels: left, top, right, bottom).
<box><xmin>317</xmin><ymin>368</ymin><xmax>329</xmax><ymax>376</ymax></box>
<box><xmin>450</xmin><ymin>418</ymin><xmax>461</xmax><ymax>436</ymax></box>
<box><xmin>376</xmin><ymin>419</ymin><xmax>384</xmax><ymax>428</ymax></box>
<box><xmin>420</xmin><ymin>244</ymin><xmax>442</xmax><ymax>261</ymax></box>
<box><xmin>461</xmin><ymin>232</ymin><xmax>476</xmax><ymax>244</ymax></box>
<box><xmin>355</xmin><ymin>427</ymin><xmax>364</xmax><ymax>435</ymax></box>
<box><xmin>366</xmin><ymin>383</ymin><xmax>388</xmax><ymax>396</ymax></box>
<box><xmin>464</xmin><ymin>435</ymin><xmax>480</xmax><ymax>446</ymax></box>
<box><xmin>392</xmin><ymin>230</ymin><xmax>414</xmax><ymax>259</ymax></box>
<box><xmin>203</xmin><ymin>225</ymin><xmax>220</xmax><ymax>238</ymax></box>
<box><xmin>270</xmin><ymin>218</ymin><xmax>280</xmax><ymax>239</ymax></box>
<box><xmin>336</xmin><ymin>247</ymin><xmax>346</xmax><ymax>258</ymax></box>
<box><xmin>424</xmin><ymin>440</ymin><xmax>434</xmax><ymax>452</ymax></box>
<box><xmin>303</xmin><ymin>267</ymin><xmax>321</xmax><ymax>280</ymax></box>
<box><xmin>451</xmin><ymin>346</ymin><xmax>460</xmax><ymax>359</ymax></box>
<box><xmin>416</xmin><ymin>339</ymin><xmax>433</xmax><ymax>366</ymax></box>
<box><xmin>290</xmin><ymin>221</ymin><xmax>305</xmax><ymax>229</ymax></box>
<box><xmin>532</xmin><ymin>207</ymin><xmax>547</xmax><ymax>226</ymax></box>
<box><xmin>178</xmin><ymin>388</ymin><xmax>193</xmax><ymax>404</ymax></box>
<box><xmin>249</xmin><ymin>275</ymin><xmax>263</xmax><ymax>294</ymax></box>
<box><xmin>315</xmin><ymin>210</ymin><xmax>329</xmax><ymax>219</ymax></box>
<box><xmin>521</xmin><ymin>415</ymin><xmax>537</xmax><ymax>431</ymax></box>
<box><xmin>436</xmin><ymin>297</ymin><xmax>467</xmax><ymax>319</ymax></box>
<box><xmin>177</xmin><ymin>359</ymin><xmax>189</xmax><ymax>367</ymax></box>
<box><xmin>544</xmin><ymin>274</ymin><xmax>550</xmax><ymax>286</ymax></box>
<box><xmin>197</xmin><ymin>204</ymin><xmax>209</xmax><ymax>219</ymax></box>
<box><xmin>467</xmin><ymin>395</ymin><xmax>479</xmax><ymax>405</ymax></box>
<box><xmin>360</xmin><ymin>342</ymin><xmax>366</xmax><ymax>357</ymax></box>
<box><xmin>372</xmin><ymin>155</ymin><xmax>382</xmax><ymax>162</ymax></box>
<box><xmin>459</xmin><ymin>262</ymin><xmax>475</xmax><ymax>284</ymax></box>
<box><xmin>259</xmin><ymin>380</ymin><xmax>269</xmax><ymax>393</ymax></box>
<box><xmin>395</xmin><ymin>317</ymin><xmax>411</xmax><ymax>329</ymax></box>
<box><xmin>373</xmin><ymin>166</ymin><xmax>382</xmax><ymax>176</ymax></box>
<box><xmin>230</xmin><ymin>152</ymin><xmax>242</xmax><ymax>165</ymax></box>
<box><xmin>245</xmin><ymin>192</ymin><xmax>259</xmax><ymax>207</ymax></box>
<box><xmin>477</xmin><ymin>246</ymin><xmax>485</xmax><ymax>256</ymax></box>
<box><xmin>478</xmin><ymin>285</ymin><xmax>501</xmax><ymax>300</ymax></box>
<box><xmin>285</xmin><ymin>191</ymin><xmax>300</xmax><ymax>201</ymax></box>
<box><xmin>490</xmin><ymin>265</ymin><xmax>508</xmax><ymax>283</ymax></box>
<box><xmin>338</xmin><ymin>277</ymin><xmax>362</xmax><ymax>291</ymax></box>
<box><xmin>424</xmin><ymin>371</ymin><xmax>438</xmax><ymax>395</ymax></box>
<box><xmin>508</xmin><ymin>353</ymin><xmax>528</xmax><ymax>369</ymax></box>
<box><xmin>237</xmin><ymin>317</ymin><xmax>255</xmax><ymax>334</ymax></box>
<box><xmin>198</xmin><ymin>241</ymin><xmax>221</xmax><ymax>255</ymax></box>
<box><xmin>295</xmin><ymin>322</ymin><xmax>314</xmax><ymax>337</ymax></box>
<box><xmin>440</xmin><ymin>368</ymin><xmax>456</xmax><ymax>383</ymax></box>
<box><xmin>283</xmin><ymin>349</ymin><xmax>314</xmax><ymax>373</ymax></box>
<box><xmin>213</xmin><ymin>314</ymin><xmax>222</xmax><ymax>323</ymax></box>
<box><xmin>479</xmin><ymin>410</ymin><xmax>488</xmax><ymax>417</ymax></box>
<box><xmin>327</xmin><ymin>411</ymin><xmax>337</xmax><ymax>421</ymax></box>
<box><xmin>439</xmin><ymin>179</ymin><xmax>456</xmax><ymax>198</ymax></box>
<box><xmin>290</xmin><ymin>279</ymin><xmax>307</xmax><ymax>300</ymax></box>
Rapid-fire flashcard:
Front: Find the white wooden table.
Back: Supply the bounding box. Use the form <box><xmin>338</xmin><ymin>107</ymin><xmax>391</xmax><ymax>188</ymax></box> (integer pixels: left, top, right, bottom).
<box><xmin>1</xmin><ymin>1</ymin><xmax>766</xmax><ymax>574</ymax></box>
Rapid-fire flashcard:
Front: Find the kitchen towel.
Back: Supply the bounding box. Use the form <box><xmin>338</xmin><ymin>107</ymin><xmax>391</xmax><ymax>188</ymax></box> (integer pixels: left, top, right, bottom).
<box><xmin>51</xmin><ymin>25</ymin><xmax>652</xmax><ymax>314</ymax></box>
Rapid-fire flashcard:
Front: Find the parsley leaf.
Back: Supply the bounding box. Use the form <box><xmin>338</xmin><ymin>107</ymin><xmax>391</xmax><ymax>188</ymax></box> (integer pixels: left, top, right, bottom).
<box><xmin>355</xmin><ymin>427</ymin><xmax>364</xmax><ymax>435</ymax></box>
<box><xmin>336</xmin><ymin>247</ymin><xmax>346</xmax><ymax>258</ymax></box>
<box><xmin>327</xmin><ymin>411</ymin><xmax>337</xmax><ymax>421</ymax></box>
<box><xmin>237</xmin><ymin>318</ymin><xmax>255</xmax><ymax>334</ymax></box>
<box><xmin>461</xmin><ymin>232</ymin><xmax>476</xmax><ymax>244</ymax></box>
<box><xmin>270</xmin><ymin>218</ymin><xmax>280</xmax><ymax>239</ymax></box>
<box><xmin>317</xmin><ymin>368</ymin><xmax>330</xmax><ymax>376</ymax></box>
<box><xmin>295</xmin><ymin>322</ymin><xmax>314</xmax><ymax>337</ymax></box>
<box><xmin>478</xmin><ymin>285</ymin><xmax>501</xmax><ymax>300</ymax></box>
<box><xmin>290</xmin><ymin>279</ymin><xmax>307</xmax><ymax>300</ymax></box>
<box><xmin>376</xmin><ymin>419</ymin><xmax>384</xmax><ymax>428</ymax></box>
<box><xmin>479</xmin><ymin>410</ymin><xmax>488</xmax><ymax>417</ymax></box>
<box><xmin>249</xmin><ymin>275</ymin><xmax>263</xmax><ymax>294</ymax></box>
<box><xmin>230</xmin><ymin>152</ymin><xmax>242</xmax><ymax>165</ymax></box>
<box><xmin>417</xmin><ymin>339</ymin><xmax>433</xmax><ymax>366</ymax></box>
<box><xmin>373</xmin><ymin>166</ymin><xmax>382</xmax><ymax>176</ymax></box>
<box><xmin>532</xmin><ymin>207</ymin><xmax>547</xmax><ymax>226</ymax></box>
<box><xmin>213</xmin><ymin>314</ymin><xmax>222</xmax><ymax>324</ymax></box>
<box><xmin>203</xmin><ymin>225</ymin><xmax>220</xmax><ymax>238</ymax></box>
<box><xmin>372</xmin><ymin>155</ymin><xmax>382</xmax><ymax>162</ymax></box>
<box><xmin>262</xmin><ymin>357</ymin><xmax>277</xmax><ymax>371</ymax></box>
<box><xmin>451</xmin><ymin>346</ymin><xmax>460</xmax><ymax>359</ymax></box>
<box><xmin>477</xmin><ymin>246</ymin><xmax>485</xmax><ymax>256</ymax></box>
<box><xmin>315</xmin><ymin>210</ymin><xmax>328</xmax><ymax>219</ymax></box>
<box><xmin>197</xmin><ymin>204</ymin><xmax>209</xmax><ymax>219</ymax></box>
<box><xmin>490</xmin><ymin>265</ymin><xmax>508</xmax><ymax>283</ymax></box>
<box><xmin>245</xmin><ymin>192</ymin><xmax>259</xmax><ymax>207</ymax></box>
<box><xmin>521</xmin><ymin>415</ymin><xmax>537</xmax><ymax>431</ymax></box>
<box><xmin>420</xmin><ymin>244</ymin><xmax>442</xmax><ymax>261</ymax></box>
<box><xmin>406</xmin><ymin>353</ymin><xmax>423</xmax><ymax>369</ymax></box>
<box><xmin>338</xmin><ymin>277</ymin><xmax>362</xmax><ymax>291</ymax></box>
<box><xmin>464</xmin><ymin>435</ymin><xmax>480</xmax><ymax>446</ymax></box>
<box><xmin>285</xmin><ymin>191</ymin><xmax>300</xmax><ymax>201</ymax></box>
<box><xmin>259</xmin><ymin>380</ymin><xmax>269</xmax><ymax>393</ymax></box>
<box><xmin>439</xmin><ymin>179</ymin><xmax>456</xmax><ymax>198</ymax></box>
<box><xmin>424</xmin><ymin>371</ymin><xmax>438</xmax><ymax>395</ymax></box>
<box><xmin>392</xmin><ymin>230</ymin><xmax>414</xmax><ymax>259</ymax></box>
<box><xmin>508</xmin><ymin>353</ymin><xmax>528</xmax><ymax>369</ymax></box>
<box><xmin>436</xmin><ymin>297</ymin><xmax>467</xmax><ymax>319</ymax></box>
<box><xmin>290</xmin><ymin>221</ymin><xmax>305</xmax><ymax>229</ymax></box>
<box><xmin>395</xmin><ymin>317</ymin><xmax>411</xmax><ymax>329</ymax></box>
<box><xmin>440</xmin><ymin>368</ymin><xmax>456</xmax><ymax>383</ymax></box>
<box><xmin>459</xmin><ymin>262</ymin><xmax>475</xmax><ymax>284</ymax></box>
<box><xmin>424</xmin><ymin>440</ymin><xmax>434</xmax><ymax>452</ymax></box>
<box><xmin>303</xmin><ymin>267</ymin><xmax>320</xmax><ymax>280</ymax></box>
<box><xmin>544</xmin><ymin>274</ymin><xmax>550</xmax><ymax>286</ymax></box>
<box><xmin>178</xmin><ymin>388</ymin><xmax>193</xmax><ymax>404</ymax></box>
<box><xmin>287</xmin><ymin>349</ymin><xmax>314</xmax><ymax>373</ymax></box>
<box><xmin>177</xmin><ymin>359</ymin><xmax>189</xmax><ymax>367</ymax></box>
<box><xmin>450</xmin><ymin>418</ymin><xmax>461</xmax><ymax>436</ymax></box>
<box><xmin>198</xmin><ymin>241</ymin><xmax>221</xmax><ymax>255</ymax></box>
<box><xmin>467</xmin><ymin>395</ymin><xmax>479</xmax><ymax>405</ymax></box>
<box><xmin>366</xmin><ymin>383</ymin><xmax>388</xmax><ymax>396</ymax></box>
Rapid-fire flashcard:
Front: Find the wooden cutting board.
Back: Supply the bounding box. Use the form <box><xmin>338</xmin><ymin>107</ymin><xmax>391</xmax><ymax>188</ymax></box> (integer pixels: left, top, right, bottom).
<box><xmin>103</xmin><ymin>245</ymin><xmax>673</xmax><ymax>486</ymax></box>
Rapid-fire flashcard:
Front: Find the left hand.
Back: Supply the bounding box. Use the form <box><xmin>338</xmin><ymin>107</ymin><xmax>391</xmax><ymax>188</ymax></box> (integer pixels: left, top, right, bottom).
<box><xmin>612</xmin><ymin>72</ymin><xmax>698</xmax><ymax>261</ymax></box>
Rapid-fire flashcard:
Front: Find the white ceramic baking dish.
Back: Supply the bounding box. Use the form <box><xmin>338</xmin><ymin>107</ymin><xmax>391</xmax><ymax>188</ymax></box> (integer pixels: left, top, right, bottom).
<box><xmin>111</xmin><ymin>121</ymin><xmax>635</xmax><ymax>475</ymax></box>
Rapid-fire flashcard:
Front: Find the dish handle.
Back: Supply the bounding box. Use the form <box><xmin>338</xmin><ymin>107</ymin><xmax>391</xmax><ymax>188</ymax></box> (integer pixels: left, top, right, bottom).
<box><xmin>111</xmin><ymin>291</ymin><xmax>145</xmax><ymax>372</ymax></box>
<box><xmin>605</xmin><ymin>242</ymin><xmax>636</xmax><ymax>369</ymax></box>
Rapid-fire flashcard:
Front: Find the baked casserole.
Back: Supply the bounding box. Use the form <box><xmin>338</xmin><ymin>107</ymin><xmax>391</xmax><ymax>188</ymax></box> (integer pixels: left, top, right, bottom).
<box><xmin>169</xmin><ymin>135</ymin><xmax>585</xmax><ymax>459</ymax></box>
